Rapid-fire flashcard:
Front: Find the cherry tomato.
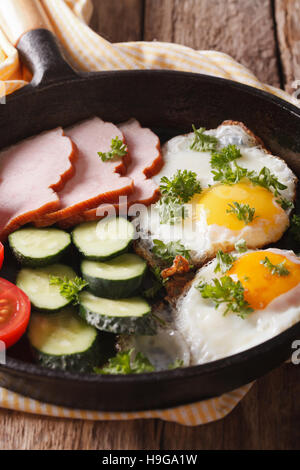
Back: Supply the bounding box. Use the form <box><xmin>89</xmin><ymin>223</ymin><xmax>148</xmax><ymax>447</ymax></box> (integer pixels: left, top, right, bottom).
<box><xmin>0</xmin><ymin>278</ymin><xmax>31</xmax><ymax>348</ymax></box>
<box><xmin>0</xmin><ymin>243</ymin><xmax>4</xmax><ymax>270</ymax></box>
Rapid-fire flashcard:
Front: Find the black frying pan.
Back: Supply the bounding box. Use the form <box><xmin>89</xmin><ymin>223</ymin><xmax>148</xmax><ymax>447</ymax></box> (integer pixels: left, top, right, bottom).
<box><xmin>0</xmin><ymin>1</ymin><xmax>300</xmax><ymax>412</ymax></box>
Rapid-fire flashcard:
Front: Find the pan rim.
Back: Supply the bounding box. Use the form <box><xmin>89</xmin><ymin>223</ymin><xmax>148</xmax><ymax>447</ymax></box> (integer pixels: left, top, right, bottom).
<box><xmin>2</xmin><ymin>69</ymin><xmax>300</xmax><ymax>392</ymax></box>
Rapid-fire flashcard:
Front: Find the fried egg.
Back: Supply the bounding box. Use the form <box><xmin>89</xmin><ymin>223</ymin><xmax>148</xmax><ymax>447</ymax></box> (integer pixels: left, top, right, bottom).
<box><xmin>175</xmin><ymin>249</ymin><xmax>300</xmax><ymax>364</ymax></box>
<box><xmin>137</xmin><ymin>124</ymin><xmax>296</xmax><ymax>265</ymax></box>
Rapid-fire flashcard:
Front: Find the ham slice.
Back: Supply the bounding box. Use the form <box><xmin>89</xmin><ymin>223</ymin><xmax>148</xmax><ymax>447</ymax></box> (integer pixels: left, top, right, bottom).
<box><xmin>35</xmin><ymin>117</ymin><xmax>134</xmax><ymax>227</ymax></box>
<box><xmin>0</xmin><ymin>128</ymin><xmax>76</xmax><ymax>240</ymax></box>
<box><xmin>58</xmin><ymin>119</ymin><xmax>162</xmax><ymax>228</ymax></box>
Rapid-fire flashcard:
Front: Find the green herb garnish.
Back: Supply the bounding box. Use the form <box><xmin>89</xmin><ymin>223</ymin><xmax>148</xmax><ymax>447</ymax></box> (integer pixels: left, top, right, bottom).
<box><xmin>160</xmin><ymin>169</ymin><xmax>202</xmax><ymax>203</ymax></box>
<box><xmin>168</xmin><ymin>359</ymin><xmax>184</xmax><ymax>370</ymax></box>
<box><xmin>156</xmin><ymin>169</ymin><xmax>201</xmax><ymax>224</ymax></box>
<box><xmin>250</xmin><ymin>167</ymin><xmax>287</xmax><ymax>196</ymax></box>
<box><xmin>143</xmin><ymin>266</ymin><xmax>168</xmax><ymax>299</ymax></box>
<box><xmin>190</xmin><ymin>125</ymin><xmax>218</xmax><ymax>152</ymax></box>
<box><xmin>152</xmin><ymin>239</ymin><xmax>191</xmax><ymax>264</ymax></box>
<box><xmin>155</xmin><ymin>195</ymin><xmax>188</xmax><ymax>225</ymax></box>
<box><xmin>260</xmin><ymin>256</ymin><xmax>290</xmax><ymax>276</ymax></box>
<box><xmin>227</xmin><ymin>202</ymin><xmax>257</xmax><ymax>225</ymax></box>
<box><xmin>94</xmin><ymin>349</ymin><xmax>155</xmax><ymax>375</ymax></box>
<box><xmin>49</xmin><ymin>276</ymin><xmax>88</xmax><ymax>305</ymax></box>
<box><xmin>235</xmin><ymin>239</ymin><xmax>247</xmax><ymax>253</ymax></box>
<box><xmin>214</xmin><ymin>250</ymin><xmax>236</xmax><ymax>274</ymax></box>
<box><xmin>212</xmin><ymin>161</ymin><xmax>254</xmax><ymax>185</ymax></box>
<box><xmin>196</xmin><ymin>275</ymin><xmax>253</xmax><ymax>319</ymax></box>
<box><xmin>290</xmin><ymin>214</ymin><xmax>300</xmax><ymax>243</ymax></box>
<box><xmin>276</xmin><ymin>197</ymin><xmax>294</xmax><ymax>211</ymax></box>
<box><xmin>210</xmin><ymin>144</ymin><xmax>242</xmax><ymax>169</ymax></box>
<box><xmin>98</xmin><ymin>136</ymin><xmax>127</xmax><ymax>162</ymax></box>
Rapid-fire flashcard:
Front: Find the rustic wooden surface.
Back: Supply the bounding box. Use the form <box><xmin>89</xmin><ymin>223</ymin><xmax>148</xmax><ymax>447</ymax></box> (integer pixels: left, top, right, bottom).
<box><xmin>1</xmin><ymin>0</ymin><xmax>300</xmax><ymax>450</ymax></box>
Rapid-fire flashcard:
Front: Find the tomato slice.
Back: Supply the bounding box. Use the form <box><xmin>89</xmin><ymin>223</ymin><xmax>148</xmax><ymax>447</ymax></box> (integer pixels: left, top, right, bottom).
<box><xmin>0</xmin><ymin>278</ymin><xmax>31</xmax><ymax>348</ymax></box>
<box><xmin>0</xmin><ymin>243</ymin><xmax>4</xmax><ymax>270</ymax></box>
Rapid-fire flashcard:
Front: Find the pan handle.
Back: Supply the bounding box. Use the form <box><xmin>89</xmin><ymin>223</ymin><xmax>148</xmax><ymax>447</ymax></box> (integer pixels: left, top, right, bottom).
<box><xmin>0</xmin><ymin>0</ymin><xmax>78</xmax><ymax>87</ymax></box>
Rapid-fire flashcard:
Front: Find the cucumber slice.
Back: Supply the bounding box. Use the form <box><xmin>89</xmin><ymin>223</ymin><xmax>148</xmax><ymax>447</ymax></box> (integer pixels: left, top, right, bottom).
<box><xmin>81</xmin><ymin>254</ymin><xmax>147</xmax><ymax>298</ymax></box>
<box><xmin>72</xmin><ymin>218</ymin><xmax>135</xmax><ymax>260</ymax></box>
<box><xmin>9</xmin><ymin>227</ymin><xmax>71</xmax><ymax>267</ymax></box>
<box><xmin>79</xmin><ymin>290</ymin><xmax>156</xmax><ymax>335</ymax></box>
<box><xmin>28</xmin><ymin>308</ymin><xmax>100</xmax><ymax>373</ymax></box>
<box><xmin>16</xmin><ymin>264</ymin><xmax>77</xmax><ymax>312</ymax></box>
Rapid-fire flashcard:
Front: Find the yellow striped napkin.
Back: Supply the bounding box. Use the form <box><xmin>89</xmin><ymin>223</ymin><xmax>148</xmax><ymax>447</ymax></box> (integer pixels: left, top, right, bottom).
<box><xmin>0</xmin><ymin>0</ymin><xmax>295</xmax><ymax>426</ymax></box>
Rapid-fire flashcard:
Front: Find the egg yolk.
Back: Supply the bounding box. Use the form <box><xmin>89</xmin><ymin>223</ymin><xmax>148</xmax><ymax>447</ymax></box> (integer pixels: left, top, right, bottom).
<box><xmin>228</xmin><ymin>251</ymin><xmax>300</xmax><ymax>310</ymax></box>
<box><xmin>193</xmin><ymin>182</ymin><xmax>284</xmax><ymax>232</ymax></box>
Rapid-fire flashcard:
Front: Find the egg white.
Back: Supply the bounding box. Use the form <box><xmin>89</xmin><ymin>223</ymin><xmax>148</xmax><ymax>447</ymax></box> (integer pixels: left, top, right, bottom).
<box><xmin>174</xmin><ymin>249</ymin><xmax>300</xmax><ymax>365</ymax></box>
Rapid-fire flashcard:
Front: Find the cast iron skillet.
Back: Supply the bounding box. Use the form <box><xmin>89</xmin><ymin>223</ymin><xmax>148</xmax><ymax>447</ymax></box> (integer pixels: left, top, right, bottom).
<box><xmin>0</xmin><ymin>22</ymin><xmax>300</xmax><ymax>411</ymax></box>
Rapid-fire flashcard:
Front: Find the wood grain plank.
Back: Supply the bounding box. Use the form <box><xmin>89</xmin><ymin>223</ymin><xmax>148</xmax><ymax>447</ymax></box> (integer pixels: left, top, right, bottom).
<box><xmin>275</xmin><ymin>0</ymin><xmax>300</xmax><ymax>92</ymax></box>
<box><xmin>144</xmin><ymin>0</ymin><xmax>280</xmax><ymax>87</ymax></box>
<box><xmin>90</xmin><ymin>0</ymin><xmax>144</xmax><ymax>42</ymax></box>
<box><xmin>0</xmin><ymin>411</ymin><xmax>163</xmax><ymax>450</ymax></box>
<box><xmin>160</xmin><ymin>364</ymin><xmax>300</xmax><ymax>450</ymax></box>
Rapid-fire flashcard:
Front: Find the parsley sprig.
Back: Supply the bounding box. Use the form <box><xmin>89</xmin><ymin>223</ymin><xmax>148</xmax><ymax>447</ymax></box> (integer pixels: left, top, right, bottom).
<box><xmin>276</xmin><ymin>197</ymin><xmax>294</xmax><ymax>211</ymax></box>
<box><xmin>235</xmin><ymin>239</ymin><xmax>247</xmax><ymax>253</ymax></box>
<box><xmin>190</xmin><ymin>125</ymin><xmax>218</xmax><ymax>152</ymax></box>
<box><xmin>260</xmin><ymin>256</ymin><xmax>290</xmax><ymax>276</ymax></box>
<box><xmin>143</xmin><ymin>266</ymin><xmax>168</xmax><ymax>299</ymax></box>
<box><xmin>49</xmin><ymin>276</ymin><xmax>88</xmax><ymax>305</ymax></box>
<box><xmin>290</xmin><ymin>214</ymin><xmax>300</xmax><ymax>243</ymax></box>
<box><xmin>214</xmin><ymin>250</ymin><xmax>236</xmax><ymax>274</ymax></box>
<box><xmin>209</xmin><ymin>145</ymin><xmax>291</xmax><ymax>210</ymax></box>
<box><xmin>226</xmin><ymin>202</ymin><xmax>257</xmax><ymax>225</ymax></box>
<box><xmin>159</xmin><ymin>170</ymin><xmax>202</xmax><ymax>203</ymax></box>
<box><xmin>196</xmin><ymin>275</ymin><xmax>253</xmax><ymax>319</ymax></box>
<box><xmin>250</xmin><ymin>167</ymin><xmax>287</xmax><ymax>196</ymax></box>
<box><xmin>155</xmin><ymin>196</ymin><xmax>188</xmax><ymax>225</ymax></box>
<box><xmin>152</xmin><ymin>239</ymin><xmax>191</xmax><ymax>264</ymax></box>
<box><xmin>98</xmin><ymin>136</ymin><xmax>127</xmax><ymax>162</ymax></box>
<box><xmin>156</xmin><ymin>170</ymin><xmax>201</xmax><ymax>224</ymax></box>
<box><xmin>94</xmin><ymin>349</ymin><xmax>155</xmax><ymax>375</ymax></box>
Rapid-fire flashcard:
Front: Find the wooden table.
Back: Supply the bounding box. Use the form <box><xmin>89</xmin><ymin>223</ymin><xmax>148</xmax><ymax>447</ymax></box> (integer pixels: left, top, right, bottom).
<box><xmin>1</xmin><ymin>0</ymin><xmax>300</xmax><ymax>450</ymax></box>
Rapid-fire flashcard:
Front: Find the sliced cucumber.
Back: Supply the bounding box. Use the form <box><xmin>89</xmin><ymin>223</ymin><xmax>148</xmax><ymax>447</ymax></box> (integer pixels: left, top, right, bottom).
<box><xmin>72</xmin><ymin>218</ymin><xmax>135</xmax><ymax>261</ymax></box>
<box><xmin>81</xmin><ymin>254</ymin><xmax>147</xmax><ymax>299</ymax></box>
<box><xmin>16</xmin><ymin>264</ymin><xmax>77</xmax><ymax>312</ymax></box>
<box><xmin>28</xmin><ymin>308</ymin><xmax>100</xmax><ymax>373</ymax></box>
<box><xmin>79</xmin><ymin>290</ymin><xmax>156</xmax><ymax>335</ymax></box>
<box><xmin>9</xmin><ymin>227</ymin><xmax>71</xmax><ymax>267</ymax></box>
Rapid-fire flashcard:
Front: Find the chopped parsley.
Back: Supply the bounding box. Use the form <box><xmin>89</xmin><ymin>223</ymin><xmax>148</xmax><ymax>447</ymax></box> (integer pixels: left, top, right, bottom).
<box><xmin>94</xmin><ymin>349</ymin><xmax>155</xmax><ymax>375</ymax></box>
<box><xmin>260</xmin><ymin>256</ymin><xmax>290</xmax><ymax>276</ymax></box>
<box><xmin>276</xmin><ymin>197</ymin><xmax>294</xmax><ymax>211</ymax></box>
<box><xmin>98</xmin><ymin>136</ymin><xmax>127</xmax><ymax>162</ymax></box>
<box><xmin>168</xmin><ymin>359</ymin><xmax>184</xmax><ymax>370</ymax></box>
<box><xmin>152</xmin><ymin>239</ymin><xmax>191</xmax><ymax>264</ymax></box>
<box><xmin>250</xmin><ymin>167</ymin><xmax>287</xmax><ymax>196</ymax></box>
<box><xmin>143</xmin><ymin>266</ymin><xmax>168</xmax><ymax>299</ymax></box>
<box><xmin>49</xmin><ymin>276</ymin><xmax>88</xmax><ymax>305</ymax></box>
<box><xmin>210</xmin><ymin>144</ymin><xmax>242</xmax><ymax>168</ymax></box>
<box><xmin>190</xmin><ymin>125</ymin><xmax>218</xmax><ymax>152</ymax></box>
<box><xmin>214</xmin><ymin>250</ymin><xmax>236</xmax><ymax>274</ymax></box>
<box><xmin>212</xmin><ymin>161</ymin><xmax>254</xmax><ymax>185</ymax></box>
<box><xmin>235</xmin><ymin>239</ymin><xmax>247</xmax><ymax>253</ymax></box>
<box><xmin>290</xmin><ymin>214</ymin><xmax>300</xmax><ymax>243</ymax></box>
<box><xmin>156</xmin><ymin>170</ymin><xmax>201</xmax><ymax>224</ymax></box>
<box><xmin>209</xmin><ymin>146</ymin><xmax>289</xmax><ymax>208</ymax></box>
<box><xmin>196</xmin><ymin>275</ymin><xmax>253</xmax><ymax>319</ymax></box>
<box><xmin>155</xmin><ymin>195</ymin><xmax>188</xmax><ymax>225</ymax></box>
<box><xmin>159</xmin><ymin>169</ymin><xmax>202</xmax><ymax>203</ymax></box>
<box><xmin>226</xmin><ymin>202</ymin><xmax>257</xmax><ymax>225</ymax></box>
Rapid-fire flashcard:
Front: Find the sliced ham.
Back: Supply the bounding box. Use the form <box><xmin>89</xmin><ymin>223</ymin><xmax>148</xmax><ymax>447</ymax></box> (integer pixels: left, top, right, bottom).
<box><xmin>58</xmin><ymin>119</ymin><xmax>162</xmax><ymax>228</ymax></box>
<box><xmin>0</xmin><ymin>128</ymin><xmax>76</xmax><ymax>240</ymax></box>
<box><xmin>35</xmin><ymin>117</ymin><xmax>134</xmax><ymax>227</ymax></box>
